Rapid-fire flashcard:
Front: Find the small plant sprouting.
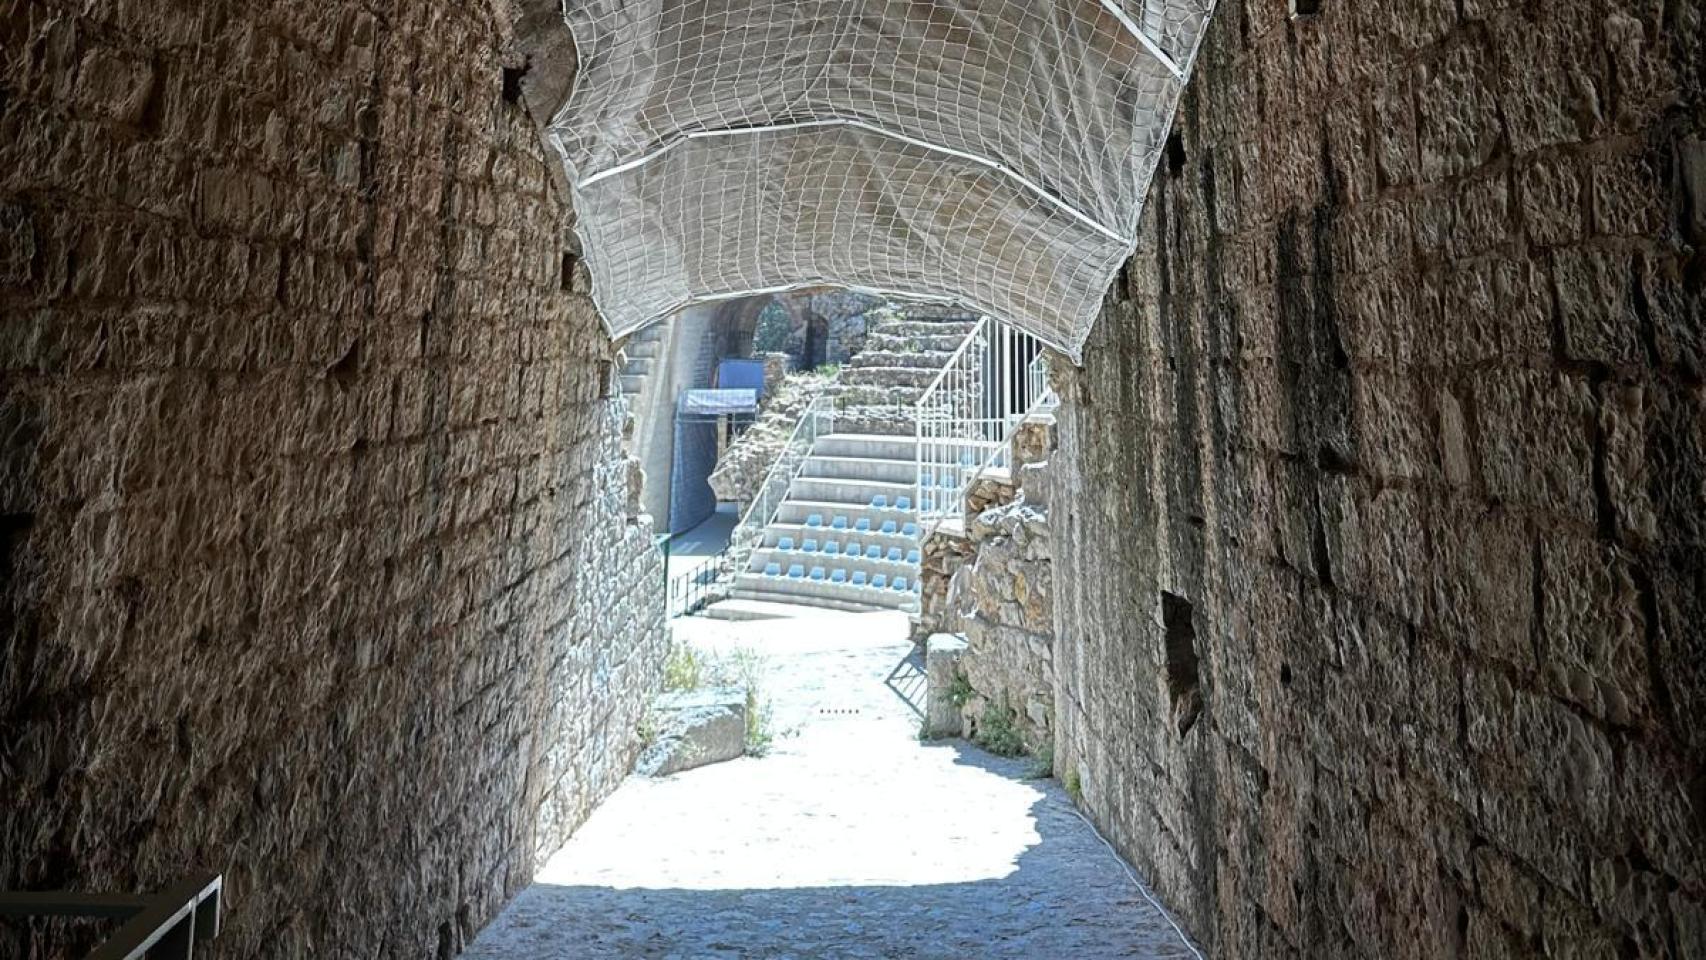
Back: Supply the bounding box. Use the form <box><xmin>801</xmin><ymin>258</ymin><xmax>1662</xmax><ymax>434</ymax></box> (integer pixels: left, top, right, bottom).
<box><xmin>947</xmin><ymin>671</ymin><xmax>974</xmax><ymax>708</ymax></box>
<box><xmin>974</xmin><ymin>701</ymin><xmax>1025</xmax><ymax>758</ymax></box>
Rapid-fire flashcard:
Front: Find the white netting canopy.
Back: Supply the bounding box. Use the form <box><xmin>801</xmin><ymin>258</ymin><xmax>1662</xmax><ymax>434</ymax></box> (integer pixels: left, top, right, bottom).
<box><xmin>549</xmin><ymin>0</ymin><xmax>1214</xmax><ymax>360</ymax></box>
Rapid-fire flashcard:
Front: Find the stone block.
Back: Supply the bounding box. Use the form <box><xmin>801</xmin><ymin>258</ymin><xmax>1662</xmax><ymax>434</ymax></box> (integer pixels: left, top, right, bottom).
<box><xmin>1537</xmin><ymin>536</ymin><xmax>1651</xmax><ymax>726</ymax></box>
<box><xmin>1472</xmin><ymin>368</ymin><xmax>1597</xmax><ymax>524</ymax></box>
<box><xmin>635</xmin><ymin>687</ymin><xmax>748</xmax><ymax>778</ymax></box>
<box><xmin>924</xmin><ymin>633</ymin><xmax>969</xmax><ymax>738</ymax></box>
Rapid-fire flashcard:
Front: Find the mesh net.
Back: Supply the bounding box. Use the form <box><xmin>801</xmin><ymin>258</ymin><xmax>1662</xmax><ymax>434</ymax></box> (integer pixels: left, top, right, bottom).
<box><xmin>549</xmin><ymin>0</ymin><xmax>1215</xmax><ymax>360</ymax></box>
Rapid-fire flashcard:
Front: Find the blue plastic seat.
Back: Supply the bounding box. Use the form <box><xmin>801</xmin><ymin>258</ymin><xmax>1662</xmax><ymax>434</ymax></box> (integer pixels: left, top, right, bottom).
<box><xmin>895</xmin><ymin>496</ymin><xmax>911</xmax><ymax>511</ymax></box>
<box><xmin>880</xmin><ymin>520</ymin><xmax>898</xmax><ymax>535</ymax></box>
<box><xmin>854</xmin><ymin>518</ymin><xmax>871</xmax><ymax>532</ymax></box>
<box><xmin>871</xmin><ymin>573</ymin><xmax>888</xmax><ymax>589</ymax></box>
<box><xmin>823</xmin><ymin>542</ymin><xmax>840</xmax><ymax>556</ymax></box>
<box><xmin>886</xmin><ymin>547</ymin><xmax>903</xmax><ymax>562</ymax></box>
<box><xmin>787</xmin><ymin>564</ymin><xmax>805</xmax><ymax>579</ymax></box>
<box><xmin>919</xmin><ymin>472</ymin><xmax>933</xmax><ymax>488</ymax></box>
<box><xmin>902</xmin><ymin>522</ymin><xmax>918</xmax><ymax>537</ymax></box>
<box><xmin>851</xmin><ymin>571</ymin><xmax>868</xmax><ymax>587</ymax></box>
<box><xmin>803</xmin><ymin>538</ymin><xmax>819</xmax><ymax>553</ymax></box>
<box><xmin>763</xmin><ymin>562</ymin><xmax>782</xmax><ymax>576</ymax></box>
<box><xmin>921</xmin><ymin>497</ymin><xmax>934</xmax><ymax>512</ymax></box>
<box><xmin>893</xmin><ymin>576</ymin><xmax>910</xmax><ymax>591</ymax></box>
<box><xmin>871</xmin><ymin>494</ymin><xmax>888</xmax><ymax>508</ymax></box>
<box><xmin>831</xmin><ymin>516</ymin><xmax>849</xmax><ymax>530</ymax></box>
<box><xmin>830</xmin><ymin>569</ymin><xmax>848</xmax><ymax>584</ymax></box>
<box><xmin>806</xmin><ymin>514</ymin><xmax>824</xmax><ymax>527</ymax></box>
<box><xmin>906</xmin><ymin>549</ymin><xmax>921</xmax><ymax>564</ymax></box>
<box><xmin>865</xmin><ymin>545</ymin><xmax>882</xmax><ymax>560</ymax></box>
<box><xmin>778</xmin><ymin>536</ymin><xmax>795</xmax><ymax>551</ymax></box>
<box><xmin>809</xmin><ymin>566</ymin><xmax>826</xmax><ymax>582</ymax></box>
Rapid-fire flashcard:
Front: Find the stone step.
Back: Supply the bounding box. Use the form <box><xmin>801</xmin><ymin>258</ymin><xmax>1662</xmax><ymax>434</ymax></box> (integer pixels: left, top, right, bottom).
<box><xmin>788</xmin><ymin>474</ymin><xmax>915</xmax><ymax>507</ymax></box>
<box><xmin>846</xmin><ymin>349</ymin><xmax>956</xmax><ymax>370</ymax></box>
<box><xmin>730</xmin><ymin>576</ymin><xmax>918</xmax><ymax>612</ymax></box>
<box><xmin>700</xmin><ymin>598</ymin><xmax>836</xmax><ymax>621</ymax></box>
<box><xmin>878</xmin><ymin>319</ymin><xmax>981</xmax><ymax>337</ymax></box>
<box><xmin>627</xmin><ymin>340</ymin><xmax>660</xmax><ymax>359</ymax></box>
<box><xmin>774</xmin><ymin>498</ymin><xmax>918</xmax><ymax>530</ymax></box>
<box><xmin>623</xmin><ymin>356</ymin><xmax>655</xmax><ymax>376</ymax></box>
<box><xmin>813</xmin><ymin>433</ymin><xmax>919</xmax><ymax>460</ymax></box>
<box><xmin>800</xmin><ymin>454</ymin><xmax>917</xmax><ymax>485</ymax></box>
<box><xmin>621</xmin><ymin>374</ymin><xmax>646</xmax><ymax>393</ymax></box>
<box><xmin>862</xmin><ymin>332</ymin><xmax>970</xmax><ymax>353</ymax></box>
<box><xmin>747</xmin><ymin>546</ymin><xmax>919</xmax><ymax>581</ymax></box>
<box><xmin>759</xmin><ymin>520</ymin><xmax>919</xmax><ymax>551</ymax></box>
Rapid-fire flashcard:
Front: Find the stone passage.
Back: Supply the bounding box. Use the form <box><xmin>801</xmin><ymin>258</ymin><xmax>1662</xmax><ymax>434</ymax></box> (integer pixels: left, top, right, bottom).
<box><xmin>465</xmin><ymin>610</ymin><xmax>1202</xmax><ymax>959</ymax></box>
<box><xmin>1049</xmin><ymin>1</ymin><xmax>1706</xmax><ymax>957</ymax></box>
<box><xmin>0</xmin><ymin>1</ymin><xmax>667</xmax><ymax>956</ymax></box>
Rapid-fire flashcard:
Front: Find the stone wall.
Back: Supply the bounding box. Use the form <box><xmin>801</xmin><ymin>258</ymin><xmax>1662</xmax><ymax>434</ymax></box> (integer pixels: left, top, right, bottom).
<box><xmin>1052</xmin><ymin>1</ymin><xmax>1705</xmax><ymax>958</ymax></box>
<box><xmin>0</xmin><ymin>1</ymin><xmax>666</xmax><ymax>957</ymax></box>
<box><xmin>922</xmin><ymin>418</ymin><xmax>1057</xmax><ymax>752</ymax></box>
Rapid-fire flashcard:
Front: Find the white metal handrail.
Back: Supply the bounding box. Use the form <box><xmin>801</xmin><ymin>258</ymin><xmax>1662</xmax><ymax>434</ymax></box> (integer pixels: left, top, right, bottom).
<box><xmin>0</xmin><ymin>873</ymin><xmax>222</xmax><ymax>960</ymax></box>
<box><xmin>913</xmin><ymin>317</ymin><xmax>1051</xmax><ymax>541</ymax></box>
<box><xmin>728</xmin><ymin>395</ymin><xmax>837</xmax><ymax>571</ymax></box>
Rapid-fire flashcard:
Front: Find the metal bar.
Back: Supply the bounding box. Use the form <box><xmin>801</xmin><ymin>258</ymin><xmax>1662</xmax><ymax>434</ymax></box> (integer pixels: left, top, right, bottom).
<box><xmin>571</xmin><ymin>117</ymin><xmax>1131</xmax><ymax>245</ymax></box>
<box><xmin>88</xmin><ymin>874</ymin><xmax>221</xmax><ymax>960</ymax></box>
<box><xmin>0</xmin><ymin>892</ymin><xmax>151</xmax><ymax>918</ymax></box>
<box><xmin>1094</xmin><ymin>0</ymin><xmax>1185</xmax><ymax>78</ymax></box>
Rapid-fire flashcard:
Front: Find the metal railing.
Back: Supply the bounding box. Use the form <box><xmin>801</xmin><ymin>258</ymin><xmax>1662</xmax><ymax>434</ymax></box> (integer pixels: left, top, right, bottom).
<box><xmin>0</xmin><ymin>873</ymin><xmax>222</xmax><ymax>960</ymax></box>
<box><xmin>727</xmin><ymin>394</ymin><xmax>837</xmax><ymax>572</ymax></box>
<box><xmin>667</xmin><ymin>549</ymin><xmax>729</xmax><ymax>618</ymax></box>
<box><xmin>913</xmin><ymin>317</ymin><xmax>1051</xmax><ymax>538</ymax></box>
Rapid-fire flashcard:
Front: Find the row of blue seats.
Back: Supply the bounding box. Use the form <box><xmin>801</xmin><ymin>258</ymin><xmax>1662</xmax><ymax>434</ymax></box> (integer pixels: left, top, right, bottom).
<box><xmin>804</xmin><ymin>514</ymin><xmax>918</xmax><ymax>537</ymax></box>
<box><xmin>866</xmin><ymin>495</ymin><xmax>911</xmax><ymax>511</ymax></box>
<box><xmin>761</xmin><ymin>563</ymin><xmax>911</xmax><ymax>591</ymax></box>
<box><xmin>772</xmin><ymin>537</ymin><xmax>921</xmax><ymax>564</ymax></box>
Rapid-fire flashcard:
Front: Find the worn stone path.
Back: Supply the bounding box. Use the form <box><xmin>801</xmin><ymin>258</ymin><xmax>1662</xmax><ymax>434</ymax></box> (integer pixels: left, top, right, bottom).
<box><xmin>467</xmin><ymin>609</ymin><xmax>1201</xmax><ymax>959</ymax></box>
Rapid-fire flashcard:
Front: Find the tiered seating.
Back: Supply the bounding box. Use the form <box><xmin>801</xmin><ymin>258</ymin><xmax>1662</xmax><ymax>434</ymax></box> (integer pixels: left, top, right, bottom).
<box><xmin>730</xmin><ymin>432</ymin><xmax>930</xmax><ymax>613</ymax></box>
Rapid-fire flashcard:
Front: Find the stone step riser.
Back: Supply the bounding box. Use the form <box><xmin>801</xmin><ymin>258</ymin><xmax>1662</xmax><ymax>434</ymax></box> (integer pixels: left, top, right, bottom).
<box><xmin>748</xmin><ymin>543</ymin><xmax>919</xmax><ymax>573</ymax></box>
<box><xmin>730</xmin><ymin>579</ymin><xmax>917</xmax><ymax>612</ymax></box>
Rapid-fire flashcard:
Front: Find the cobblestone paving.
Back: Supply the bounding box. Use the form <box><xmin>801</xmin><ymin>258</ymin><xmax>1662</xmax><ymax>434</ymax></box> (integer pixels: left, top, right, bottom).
<box><xmin>467</xmin><ymin>610</ymin><xmax>1202</xmax><ymax>960</ymax></box>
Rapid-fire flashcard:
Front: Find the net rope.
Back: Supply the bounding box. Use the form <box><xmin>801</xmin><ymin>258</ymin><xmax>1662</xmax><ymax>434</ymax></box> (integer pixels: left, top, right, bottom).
<box><xmin>548</xmin><ymin>0</ymin><xmax>1215</xmax><ymax>360</ymax></box>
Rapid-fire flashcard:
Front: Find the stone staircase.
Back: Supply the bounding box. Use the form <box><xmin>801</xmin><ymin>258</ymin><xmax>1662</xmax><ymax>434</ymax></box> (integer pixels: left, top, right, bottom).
<box><xmin>723</xmin><ymin>308</ymin><xmax>986</xmax><ymax>613</ymax></box>
<box><xmin>618</xmin><ymin>323</ymin><xmax>665</xmax><ymax>403</ymax></box>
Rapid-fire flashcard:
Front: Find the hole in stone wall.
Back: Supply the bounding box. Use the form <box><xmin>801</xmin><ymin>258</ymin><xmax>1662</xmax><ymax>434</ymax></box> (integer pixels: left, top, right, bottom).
<box><xmin>502</xmin><ymin>62</ymin><xmax>528</xmax><ymax>105</ymax></box>
<box><xmin>561</xmin><ymin>251</ymin><xmax>579</xmax><ymax>292</ymax></box>
<box><xmin>597</xmin><ymin>360</ymin><xmax>613</xmax><ymax>399</ymax></box>
<box><xmin>1165</xmin><ymin>131</ymin><xmax>1186</xmax><ymax>177</ymax></box>
<box><xmin>1161</xmin><ymin>592</ymin><xmax>1202</xmax><ymax>736</ymax></box>
<box><xmin>1290</xmin><ymin>0</ymin><xmax>1322</xmax><ymax>16</ymax></box>
<box><xmin>1280</xmin><ymin>663</ymin><xmax>1293</xmax><ymax>687</ymax></box>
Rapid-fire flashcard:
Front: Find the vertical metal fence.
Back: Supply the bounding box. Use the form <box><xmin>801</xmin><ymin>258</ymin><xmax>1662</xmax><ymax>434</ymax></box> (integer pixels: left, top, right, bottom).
<box><xmin>913</xmin><ymin>317</ymin><xmax>1051</xmax><ymax>539</ymax></box>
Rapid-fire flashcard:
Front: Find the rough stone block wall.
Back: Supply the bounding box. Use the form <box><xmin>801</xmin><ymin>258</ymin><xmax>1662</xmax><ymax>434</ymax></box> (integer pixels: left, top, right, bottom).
<box><xmin>0</xmin><ymin>1</ymin><xmax>666</xmax><ymax>956</ymax></box>
<box><xmin>1052</xmin><ymin>1</ymin><xmax>1705</xmax><ymax>957</ymax></box>
<box><xmin>941</xmin><ymin>417</ymin><xmax>1058</xmax><ymax>751</ymax></box>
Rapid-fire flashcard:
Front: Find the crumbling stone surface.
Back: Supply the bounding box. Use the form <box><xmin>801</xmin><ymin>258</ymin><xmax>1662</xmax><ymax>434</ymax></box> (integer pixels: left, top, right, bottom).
<box><xmin>707</xmin><ymin>368</ymin><xmax>837</xmax><ymax>504</ymax></box>
<box><xmin>1050</xmin><ymin>2</ymin><xmax>1706</xmax><ymax>957</ymax></box>
<box><xmin>951</xmin><ymin>497</ymin><xmax>1055</xmax><ymax>752</ymax></box>
<box><xmin>0</xmin><ymin>2</ymin><xmax>666</xmax><ymax>957</ymax></box>
<box><xmin>635</xmin><ymin>687</ymin><xmax>747</xmax><ymax>778</ymax></box>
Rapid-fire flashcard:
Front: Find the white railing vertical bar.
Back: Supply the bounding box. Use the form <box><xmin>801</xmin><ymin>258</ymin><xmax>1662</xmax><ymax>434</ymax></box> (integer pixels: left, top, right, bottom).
<box><xmin>911</xmin><ymin>316</ymin><xmax>1053</xmax><ymax>550</ymax></box>
<box><xmin>729</xmin><ymin>395</ymin><xmax>835</xmax><ymax>572</ymax></box>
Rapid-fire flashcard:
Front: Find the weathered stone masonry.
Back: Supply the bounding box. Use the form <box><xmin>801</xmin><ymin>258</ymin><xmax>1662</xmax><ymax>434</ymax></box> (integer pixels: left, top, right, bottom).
<box><xmin>0</xmin><ymin>1</ymin><xmax>665</xmax><ymax>957</ymax></box>
<box><xmin>1052</xmin><ymin>1</ymin><xmax>1705</xmax><ymax>957</ymax></box>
